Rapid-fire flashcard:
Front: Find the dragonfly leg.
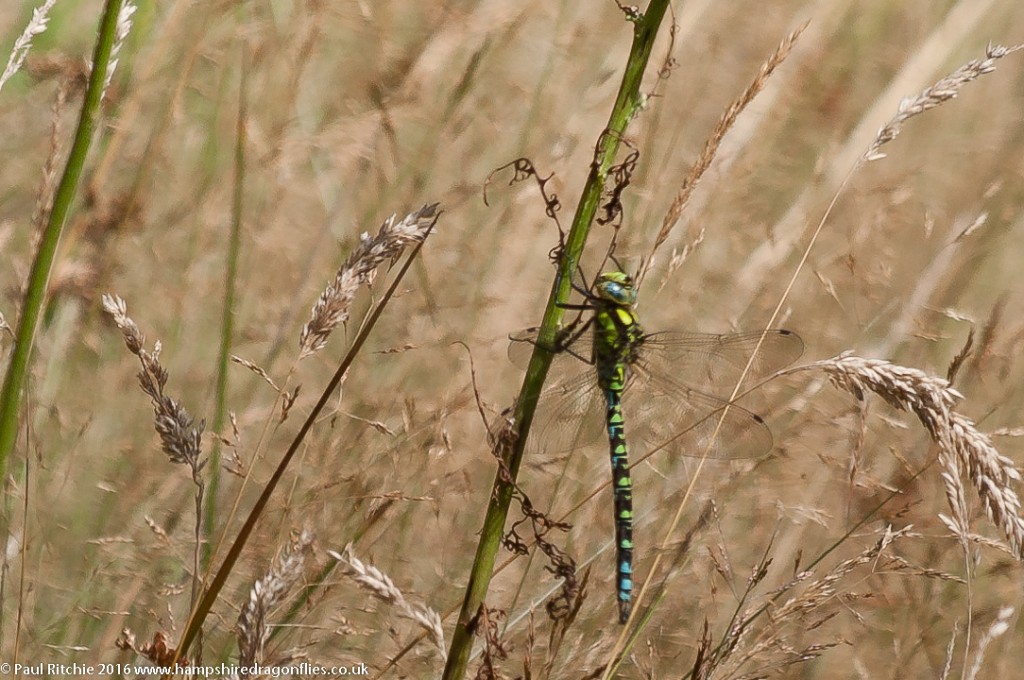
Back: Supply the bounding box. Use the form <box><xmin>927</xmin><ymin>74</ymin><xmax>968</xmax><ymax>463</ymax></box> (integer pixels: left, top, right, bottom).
<box><xmin>541</xmin><ymin>311</ymin><xmax>595</xmax><ymax>364</ymax></box>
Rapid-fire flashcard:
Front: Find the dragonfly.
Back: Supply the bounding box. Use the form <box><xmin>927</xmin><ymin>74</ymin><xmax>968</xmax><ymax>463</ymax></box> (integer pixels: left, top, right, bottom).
<box><xmin>507</xmin><ymin>270</ymin><xmax>803</xmax><ymax>623</ymax></box>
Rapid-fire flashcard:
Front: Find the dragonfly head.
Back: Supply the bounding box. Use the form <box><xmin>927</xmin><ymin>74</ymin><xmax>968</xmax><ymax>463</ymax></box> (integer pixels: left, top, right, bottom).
<box><xmin>595</xmin><ymin>271</ymin><xmax>637</xmax><ymax>307</ymax></box>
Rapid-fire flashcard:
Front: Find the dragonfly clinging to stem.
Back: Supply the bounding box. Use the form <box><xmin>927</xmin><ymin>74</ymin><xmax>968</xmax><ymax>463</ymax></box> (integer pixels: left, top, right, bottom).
<box><xmin>507</xmin><ymin>269</ymin><xmax>803</xmax><ymax>623</ymax></box>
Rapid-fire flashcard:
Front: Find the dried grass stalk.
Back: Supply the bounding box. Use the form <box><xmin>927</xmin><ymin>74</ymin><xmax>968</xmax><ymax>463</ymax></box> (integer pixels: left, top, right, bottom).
<box><xmin>815</xmin><ymin>353</ymin><xmax>1024</xmax><ymax>557</ymax></box>
<box><xmin>645</xmin><ymin>23</ymin><xmax>807</xmax><ymax>259</ymax></box>
<box><xmin>773</xmin><ymin>526</ymin><xmax>907</xmax><ymax>623</ymax></box>
<box><xmin>104</xmin><ymin>1</ymin><xmax>138</xmax><ymax>96</ymax></box>
<box><xmin>708</xmin><ymin>527</ymin><xmax>908</xmax><ymax>678</ymax></box>
<box><xmin>231</xmin><ymin>354</ymin><xmax>281</xmax><ymax>392</ymax></box>
<box><xmin>966</xmin><ymin>605</ymin><xmax>1014</xmax><ymax>680</ymax></box>
<box><xmin>236</xmin><ymin>528</ymin><xmax>315</xmax><ymax>673</ymax></box>
<box><xmin>329</xmin><ymin>545</ymin><xmax>445</xmax><ymax>652</ymax></box>
<box><xmin>30</xmin><ymin>78</ymin><xmax>67</xmax><ymax>235</ymax></box>
<box><xmin>0</xmin><ymin>0</ymin><xmax>57</xmax><ymax>95</ymax></box>
<box><xmin>102</xmin><ymin>294</ymin><xmax>205</xmax><ymax>475</ymax></box>
<box><xmin>865</xmin><ymin>43</ymin><xmax>1024</xmax><ymax>162</ymax></box>
<box><xmin>103</xmin><ymin>293</ymin><xmax>210</xmax><ymax>616</ymax></box>
<box><xmin>299</xmin><ymin>203</ymin><xmax>439</xmax><ymax>358</ymax></box>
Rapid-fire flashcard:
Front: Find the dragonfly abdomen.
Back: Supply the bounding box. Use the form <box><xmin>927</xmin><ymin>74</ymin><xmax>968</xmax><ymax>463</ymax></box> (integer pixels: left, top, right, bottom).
<box><xmin>604</xmin><ymin>386</ymin><xmax>634</xmax><ymax>624</ymax></box>
<box><xmin>593</xmin><ymin>285</ymin><xmax>643</xmax><ymax>624</ymax></box>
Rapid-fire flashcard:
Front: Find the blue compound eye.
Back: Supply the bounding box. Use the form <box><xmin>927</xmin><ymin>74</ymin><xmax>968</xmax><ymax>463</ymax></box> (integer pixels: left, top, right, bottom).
<box><xmin>596</xmin><ymin>271</ymin><xmax>637</xmax><ymax>305</ymax></box>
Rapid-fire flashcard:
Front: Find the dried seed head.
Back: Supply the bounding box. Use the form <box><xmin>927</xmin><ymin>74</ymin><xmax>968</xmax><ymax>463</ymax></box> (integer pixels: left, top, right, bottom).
<box><xmin>102</xmin><ymin>294</ymin><xmax>206</xmax><ymax>474</ymax></box>
<box><xmin>104</xmin><ymin>1</ymin><xmax>137</xmax><ymax>97</ymax></box>
<box><xmin>0</xmin><ymin>0</ymin><xmax>57</xmax><ymax>95</ymax></box>
<box><xmin>329</xmin><ymin>545</ymin><xmax>445</xmax><ymax>652</ymax></box>
<box><xmin>299</xmin><ymin>203</ymin><xmax>439</xmax><ymax>358</ymax></box>
<box><xmin>817</xmin><ymin>353</ymin><xmax>1024</xmax><ymax>557</ymax></box>
<box><xmin>237</xmin><ymin>528</ymin><xmax>316</xmax><ymax>670</ymax></box>
<box><xmin>102</xmin><ymin>294</ymin><xmax>145</xmax><ymax>355</ymax></box>
<box><xmin>866</xmin><ymin>44</ymin><xmax>1024</xmax><ymax>161</ymax></box>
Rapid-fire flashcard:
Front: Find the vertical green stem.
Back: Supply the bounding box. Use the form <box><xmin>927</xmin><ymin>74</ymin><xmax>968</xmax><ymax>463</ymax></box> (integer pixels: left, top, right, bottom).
<box><xmin>204</xmin><ymin>41</ymin><xmax>248</xmax><ymax>571</ymax></box>
<box><xmin>441</xmin><ymin>3</ymin><xmax>670</xmax><ymax>678</ymax></box>
<box><xmin>0</xmin><ymin>0</ymin><xmax>126</xmax><ymax>485</ymax></box>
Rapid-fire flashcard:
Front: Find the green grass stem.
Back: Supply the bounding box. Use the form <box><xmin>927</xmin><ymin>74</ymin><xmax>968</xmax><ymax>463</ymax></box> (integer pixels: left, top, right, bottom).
<box><xmin>440</xmin><ymin>4</ymin><xmax>671</xmax><ymax>678</ymax></box>
<box><xmin>0</xmin><ymin>0</ymin><xmax>126</xmax><ymax>493</ymax></box>
<box><xmin>203</xmin><ymin>42</ymin><xmax>248</xmax><ymax>572</ymax></box>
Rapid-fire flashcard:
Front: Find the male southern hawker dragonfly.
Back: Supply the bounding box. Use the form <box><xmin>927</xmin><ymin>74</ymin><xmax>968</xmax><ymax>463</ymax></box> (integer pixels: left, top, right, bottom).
<box><xmin>507</xmin><ymin>270</ymin><xmax>802</xmax><ymax>623</ymax></box>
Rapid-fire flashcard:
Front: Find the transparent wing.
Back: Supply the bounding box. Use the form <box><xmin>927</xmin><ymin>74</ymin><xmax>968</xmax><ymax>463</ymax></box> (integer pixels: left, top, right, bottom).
<box><xmin>504</xmin><ymin>326</ymin><xmax>802</xmax><ymax>460</ymax></box>
<box><xmin>622</xmin><ymin>368</ymin><xmax>775</xmax><ymax>460</ymax></box>
<box><xmin>639</xmin><ymin>329</ymin><xmax>803</xmax><ymax>387</ymax></box>
<box><xmin>519</xmin><ymin>368</ymin><xmax>779</xmax><ymax>461</ymax></box>
<box><xmin>509</xmin><ymin>326</ymin><xmax>803</xmax><ymax>386</ymax></box>
<box><xmin>523</xmin><ymin>371</ymin><xmax>606</xmax><ymax>455</ymax></box>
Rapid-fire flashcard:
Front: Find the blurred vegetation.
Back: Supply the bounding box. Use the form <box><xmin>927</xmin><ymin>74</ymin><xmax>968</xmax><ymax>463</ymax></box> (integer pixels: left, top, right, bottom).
<box><xmin>1</xmin><ymin>1</ymin><xmax>1024</xmax><ymax>677</ymax></box>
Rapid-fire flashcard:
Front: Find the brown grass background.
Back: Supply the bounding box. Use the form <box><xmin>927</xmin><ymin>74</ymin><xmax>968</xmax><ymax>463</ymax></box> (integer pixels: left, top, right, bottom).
<box><xmin>2</xmin><ymin>1</ymin><xmax>1024</xmax><ymax>677</ymax></box>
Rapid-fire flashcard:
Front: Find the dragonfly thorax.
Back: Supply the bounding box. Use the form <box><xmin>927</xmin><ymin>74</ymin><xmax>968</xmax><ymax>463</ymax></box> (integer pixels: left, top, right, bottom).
<box><xmin>592</xmin><ymin>272</ymin><xmax>645</xmax><ymax>391</ymax></box>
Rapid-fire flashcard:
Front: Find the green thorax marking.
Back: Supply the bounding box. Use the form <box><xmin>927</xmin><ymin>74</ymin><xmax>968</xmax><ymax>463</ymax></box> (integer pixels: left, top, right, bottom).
<box><xmin>591</xmin><ymin>271</ymin><xmax>645</xmax><ymax>392</ymax></box>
